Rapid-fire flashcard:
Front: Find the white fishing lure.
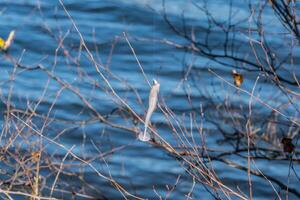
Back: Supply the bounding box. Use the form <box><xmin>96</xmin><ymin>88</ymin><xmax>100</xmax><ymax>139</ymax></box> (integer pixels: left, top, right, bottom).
<box><xmin>138</xmin><ymin>79</ymin><xmax>160</xmax><ymax>142</ymax></box>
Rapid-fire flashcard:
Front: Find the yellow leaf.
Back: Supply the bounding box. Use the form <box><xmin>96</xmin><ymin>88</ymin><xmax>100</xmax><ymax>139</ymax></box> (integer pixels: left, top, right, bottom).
<box><xmin>0</xmin><ymin>37</ymin><xmax>5</xmax><ymax>49</ymax></box>
<box><xmin>232</xmin><ymin>70</ymin><xmax>243</xmax><ymax>87</ymax></box>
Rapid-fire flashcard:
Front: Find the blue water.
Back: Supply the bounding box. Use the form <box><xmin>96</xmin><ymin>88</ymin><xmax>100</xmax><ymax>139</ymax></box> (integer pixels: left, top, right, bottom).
<box><xmin>0</xmin><ymin>0</ymin><xmax>299</xmax><ymax>199</ymax></box>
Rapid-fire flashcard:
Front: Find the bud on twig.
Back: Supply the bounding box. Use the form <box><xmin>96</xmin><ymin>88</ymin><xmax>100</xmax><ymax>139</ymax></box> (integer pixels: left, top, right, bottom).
<box><xmin>0</xmin><ymin>30</ymin><xmax>15</xmax><ymax>51</ymax></box>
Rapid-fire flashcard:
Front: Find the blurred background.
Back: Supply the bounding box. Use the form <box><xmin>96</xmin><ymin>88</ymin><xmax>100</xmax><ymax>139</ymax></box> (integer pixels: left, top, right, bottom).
<box><xmin>0</xmin><ymin>0</ymin><xmax>299</xmax><ymax>199</ymax></box>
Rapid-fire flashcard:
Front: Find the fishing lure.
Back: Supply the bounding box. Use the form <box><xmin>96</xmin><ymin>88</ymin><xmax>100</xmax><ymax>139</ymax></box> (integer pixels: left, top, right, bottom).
<box><xmin>138</xmin><ymin>79</ymin><xmax>160</xmax><ymax>142</ymax></box>
<box><xmin>0</xmin><ymin>30</ymin><xmax>15</xmax><ymax>51</ymax></box>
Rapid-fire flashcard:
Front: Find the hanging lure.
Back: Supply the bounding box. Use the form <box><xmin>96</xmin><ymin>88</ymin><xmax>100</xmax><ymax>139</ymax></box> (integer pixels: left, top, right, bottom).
<box><xmin>138</xmin><ymin>79</ymin><xmax>160</xmax><ymax>142</ymax></box>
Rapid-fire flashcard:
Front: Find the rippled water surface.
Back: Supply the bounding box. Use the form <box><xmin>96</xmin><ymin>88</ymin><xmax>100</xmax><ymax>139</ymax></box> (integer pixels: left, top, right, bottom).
<box><xmin>0</xmin><ymin>0</ymin><xmax>299</xmax><ymax>199</ymax></box>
